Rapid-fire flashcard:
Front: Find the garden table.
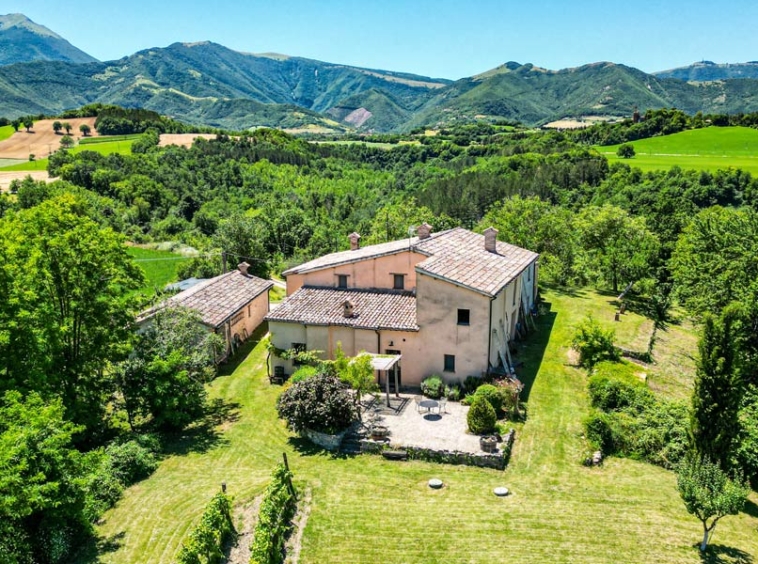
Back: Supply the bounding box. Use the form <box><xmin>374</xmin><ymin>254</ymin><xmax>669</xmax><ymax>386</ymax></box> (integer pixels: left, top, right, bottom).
<box><xmin>419</xmin><ymin>399</ymin><xmax>438</xmax><ymax>413</ymax></box>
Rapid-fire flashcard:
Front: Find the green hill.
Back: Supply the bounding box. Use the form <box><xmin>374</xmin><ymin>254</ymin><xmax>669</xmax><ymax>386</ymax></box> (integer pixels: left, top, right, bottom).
<box><xmin>655</xmin><ymin>60</ymin><xmax>758</xmax><ymax>81</ymax></box>
<box><xmin>597</xmin><ymin>126</ymin><xmax>758</xmax><ymax>174</ymax></box>
<box><xmin>0</xmin><ymin>13</ymin><xmax>97</xmax><ymax>65</ymax></box>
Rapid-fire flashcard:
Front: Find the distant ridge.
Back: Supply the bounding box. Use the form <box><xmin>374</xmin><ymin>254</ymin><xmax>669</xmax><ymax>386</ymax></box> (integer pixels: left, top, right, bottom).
<box><xmin>0</xmin><ymin>13</ymin><xmax>97</xmax><ymax>65</ymax></box>
<box><xmin>655</xmin><ymin>61</ymin><xmax>758</xmax><ymax>81</ymax></box>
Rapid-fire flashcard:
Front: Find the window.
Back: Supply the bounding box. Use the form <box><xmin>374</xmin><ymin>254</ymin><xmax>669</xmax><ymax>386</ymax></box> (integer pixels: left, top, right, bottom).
<box><xmin>512</xmin><ymin>281</ymin><xmax>517</xmax><ymax>306</ymax></box>
<box><xmin>393</xmin><ymin>274</ymin><xmax>405</xmax><ymax>290</ymax></box>
<box><xmin>337</xmin><ymin>274</ymin><xmax>348</xmax><ymax>289</ymax></box>
<box><xmin>527</xmin><ymin>264</ymin><xmax>532</xmax><ymax>282</ymax></box>
<box><xmin>291</xmin><ymin>342</ymin><xmax>306</xmax><ymax>366</ymax></box>
<box><xmin>457</xmin><ymin>308</ymin><xmax>470</xmax><ymax>325</ymax></box>
<box><xmin>247</xmin><ymin>304</ymin><xmax>251</xmax><ymax>317</ymax></box>
<box><xmin>444</xmin><ymin>354</ymin><xmax>455</xmax><ymax>373</ymax></box>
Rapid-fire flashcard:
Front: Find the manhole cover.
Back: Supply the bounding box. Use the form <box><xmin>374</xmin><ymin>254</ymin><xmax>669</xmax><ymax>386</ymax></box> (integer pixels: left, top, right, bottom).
<box><xmin>428</xmin><ymin>478</ymin><xmax>443</xmax><ymax>489</ymax></box>
<box><xmin>494</xmin><ymin>487</ymin><xmax>509</xmax><ymax>497</ymax></box>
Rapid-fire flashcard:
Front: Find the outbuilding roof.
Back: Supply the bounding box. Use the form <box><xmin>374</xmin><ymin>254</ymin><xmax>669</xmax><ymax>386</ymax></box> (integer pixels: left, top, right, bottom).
<box><xmin>140</xmin><ymin>266</ymin><xmax>273</xmax><ymax>328</ymax></box>
<box><xmin>265</xmin><ymin>287</ymin><xmax>418</xmax><ymax>331</ymax></box>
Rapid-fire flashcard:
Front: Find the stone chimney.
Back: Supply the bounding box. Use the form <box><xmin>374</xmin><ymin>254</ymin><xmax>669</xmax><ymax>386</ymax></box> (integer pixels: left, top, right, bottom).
<box><xmin>342</xmin><ymin>300</ymin><xmax>354</xmax><ymax>318</ymax></box>
<box><xmin>237</xmin><ymin>262</ymin><xmax>250</xmax><ymax>274</ymax></box>
<box><xmin>417</xmin><ymin>222</ymin><xmax>433</xmax><ymax>240</ymax></box>
<box><xmin>484</xmin><ymin>227</ymin><xmax>498</xmax><ymax>253</ymax></box>
<box><xmin>349</xmin><ymin>232</ymin><xmax>361</xmax><ymax>251</ymax></box>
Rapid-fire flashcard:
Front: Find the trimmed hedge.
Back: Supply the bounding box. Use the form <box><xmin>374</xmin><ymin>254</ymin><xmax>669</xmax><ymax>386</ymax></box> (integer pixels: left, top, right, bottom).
<box><xmin>250</xmin><ymin>464</ymin><xmax>297</xmax><ymax>564</ymax></box>
<box><xmin>176</xmin><ymin>491</ymin><xmax>235</xmax><ymax>564</ymax></box>
<box><xmin>421</xmin><ymin>375</ymin><xmax>444</xmax><ymax>399</ymax></box>
<box><xmin>467</xmin><ymin>395</ymin><xmax>497</xmax><ymax>435</ymax></box>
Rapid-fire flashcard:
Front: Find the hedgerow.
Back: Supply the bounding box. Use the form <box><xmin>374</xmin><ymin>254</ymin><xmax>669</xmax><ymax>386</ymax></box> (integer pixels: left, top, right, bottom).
<box><xmin>176</xmin><ymin>491</ymin><xmax>235</xmax><ymax>564</ymax></box>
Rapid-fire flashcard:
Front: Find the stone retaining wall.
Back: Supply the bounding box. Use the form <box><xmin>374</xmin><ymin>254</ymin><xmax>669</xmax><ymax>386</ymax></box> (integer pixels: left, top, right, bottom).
<box><xmin>304</xmin><ymin>428</ymin><xmax>347</xmax><ymax>452</ymax></box>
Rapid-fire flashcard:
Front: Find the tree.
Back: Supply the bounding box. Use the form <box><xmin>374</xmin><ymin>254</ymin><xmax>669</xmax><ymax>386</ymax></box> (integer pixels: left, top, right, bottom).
<box><xmin>62</xmin><ymin>121</ymin><xmax>72</xmax><ymax>134</ymax></box>
<box><xmin>53</xmin><ymin>120</ymin><xmax>63</xmax><ymax>134</ymax></box>
<box><xmin>23</xmin><ymin>118</ymin><xmax>33</xmax><ymax>132</ymax></box>
<box><xmin>616</xmin><ymin>143</ymin><xmax>635</xmax><ymax>158</ymax></box>
<box><xmin>60</xmin><ymin>134</ymin><xmax>75</xmax><ymax>149</ymax></box>
<box><xmin>365</xmin><ymin>198</ymin><xmax>458</xmax><ymax>245</ymax></box>
<box><xmin>79</xmin><ymin>123</ymin><xmax>91</xmax><ymax>136</ymax></box>
<box><xmin>672</xmin><ymin>207</ymin><xmax>758</xmax><ymax>317</ymax></box>
<box><xmin>0</xmin><ymin>391</ymin><xmax>92</xmax><ymax>564</ymax></box>
<box><xmin>0</xmin><ymin>194</ymin><xmax>144</xmax><ymax>438</ymax></box>
<box><xmin>276</xmin><ymin>373</ymin><xmax>355</xmax><ymax>435</ymax></box>
<box><xmin>571</xmin><ymin>314</ymin><xmax>620</xmax><ymax>368</ymax></box>
<box><xmin>10</xmin><ymin>118</ymin><xmax>21</xmax><ymax>132</ymax></box>
<box><xmin>691</xmin><ymin>307</ymin><xmax>743</xmax><ymax>469</ymax></box>
<box><xmin>117</xmin><ymin>306</ymin><xmax>223</xmax><ymax>430</ymax></box>
<box><xmin>341</xmin><ymin>352</ymin><xmax>379</xmax><ymax>415</ymax></box>
<box><xmin>677</xmin><ymin>455</ymin><xmax>748</xmax><ymax>552</ymax></box>
<box><xmin>576</xmin><ymin>205</ymin><xmax>659</xmax><ymax>293</ymax></box>
<box><xmin>214</xmin><ymin>213</ymin><xmax>269</xmax><ymax>279</ymax></box>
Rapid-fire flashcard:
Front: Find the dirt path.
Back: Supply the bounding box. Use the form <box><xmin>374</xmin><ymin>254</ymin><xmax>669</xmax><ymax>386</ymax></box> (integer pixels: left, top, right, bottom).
<box><xmin>0</xmin><ymin>171</ymin><xmax>53</xmax><ymax>192</ymax></box>
<box><xmin>225</xmin><ymin>497</ymin><xmax>262</xmax><ymax>564</ymax></box>
<box><xmin>0</xmin><ymin>118</ymin><xmax>98</xmax><ymax>159</ymax></box>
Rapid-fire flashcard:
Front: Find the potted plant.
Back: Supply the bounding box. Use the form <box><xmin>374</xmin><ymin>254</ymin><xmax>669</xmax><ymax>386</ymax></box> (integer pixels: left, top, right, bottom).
<box><xmin>480</xmin><ymin>435</ymin><xmax>498</xmax><ymax>453</ymax></box>
<box><xmin>370</xmin><ymin>425</ymin><xmax>389</xmax><ymax>440</ymax></box>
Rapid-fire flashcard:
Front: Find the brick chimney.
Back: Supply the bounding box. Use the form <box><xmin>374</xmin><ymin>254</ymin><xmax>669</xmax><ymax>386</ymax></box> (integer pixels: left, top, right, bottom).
<box><xmin>417</xmin><ymin>222</ymin><xmax>433</xmax><ymax>240</ymax></box>
<box><xmin>342</xmin><ymin>300</ymin><xmax>354</xmax><ymax>318</ymax></box>
<box><xmin>484</xmin><ymin>227</ymin><xmax>498</xmax><ymax>253</ymax></box>
<box><xmin>349</xmin><ymin>232</ymin><xmax>361</xmax><ymax>251</ymax></box>
<box><xmin>237</xmin><ymin>262</ymin><xmax>250</xmax><ymax>274</ymax></box>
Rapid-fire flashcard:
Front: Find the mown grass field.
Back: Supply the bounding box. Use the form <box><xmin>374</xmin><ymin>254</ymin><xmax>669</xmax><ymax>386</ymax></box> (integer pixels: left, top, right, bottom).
<box><xmin>85</xmin><ymin>288</ymin><xmax>758</xmax><ymax>564</ymax></box>
<box><xmin>0</xmin><ymin>125</ymin><xmax>13</xmax><ymax>142</ymax></box>
<box><xmin>597</xmin><ymin>126</ymin><xmax>758</xmax><ymax>174</ymax></box>
<box><xmin>127</xmin><ymin>246</ymin><xmax>189</xmax><ymax>295</ymax></box>
<box><xmin>0</xmin><ymin>138</ymin><xmax>136</xmax><ymax>171</ymax></box>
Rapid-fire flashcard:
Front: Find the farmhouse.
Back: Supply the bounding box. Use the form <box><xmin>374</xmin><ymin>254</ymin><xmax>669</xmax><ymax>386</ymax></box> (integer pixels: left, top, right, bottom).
<box><xmin>139</xmin><ymin>262</ymin><xmax>272</xmax><ymax>359</ymax></box>
<box><xmin>266</xmin><ymin>225</ymin><xmax>539</xmax><ymax>387</ymax></box>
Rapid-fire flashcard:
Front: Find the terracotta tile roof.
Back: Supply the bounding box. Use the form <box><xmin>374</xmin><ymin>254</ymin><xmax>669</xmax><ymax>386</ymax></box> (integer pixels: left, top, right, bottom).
<box><xmin>414</xmin><ymin>228</ymin><xmax>539</xmax><ymax>296</ymax></box>
<box><xmin>282</xmin><ymin>238</ymin><xmax>423</xmax><ymax>275</ymax></box>
<box><xmin>140</xmin><ymin>269</ymin><xmax>273</xmax><ymax>328</ymax></box>
<box><xmin>265</xmin><ymin>287</ymin><xmax>418</xmax><ymax>331</ymax></box>
<box><xmin>283</xmin><ymin>227</ymin><xmax>538</xmax><ymax>297</ymax></box>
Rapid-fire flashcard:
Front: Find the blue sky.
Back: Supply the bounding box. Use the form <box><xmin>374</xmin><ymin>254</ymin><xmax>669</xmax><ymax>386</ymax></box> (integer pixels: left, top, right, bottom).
<box><xmin>6</xmin><ymin>0</ymin><xmax>758</xmax><ymax>79</ymax></box>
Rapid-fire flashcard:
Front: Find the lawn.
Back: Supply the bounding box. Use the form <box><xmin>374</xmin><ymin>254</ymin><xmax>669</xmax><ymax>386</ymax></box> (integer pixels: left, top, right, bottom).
<box><xmin>127</xmin><ymin>246</ymin><xmax>190</xmax><ymax>295</ymax></box>
<box><xmin>86</xmin><ymin>288</ymin><xmax>758</xmax><ymax>563</ymax></box>
<box><xmin>0</xmin><ymin>138</ymin><xmax>136</xmax><ymax>171</ymax></box>
<box><xmin>597</xmin><ymin>126</ymin><xmax>758</xmax><ymax>174</ymax></box>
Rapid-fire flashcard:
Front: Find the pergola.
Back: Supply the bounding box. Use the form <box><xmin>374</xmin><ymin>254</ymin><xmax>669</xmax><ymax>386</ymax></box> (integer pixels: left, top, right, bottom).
<box><xmin>367</xmin><ymin>353</ymin><xmax>401</xmax><ymax>407</ymax></box>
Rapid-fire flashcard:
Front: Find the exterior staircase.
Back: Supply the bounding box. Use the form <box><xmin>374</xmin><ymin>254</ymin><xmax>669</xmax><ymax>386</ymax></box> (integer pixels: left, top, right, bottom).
<box><xmin>340</xmin><ymin>422</ymin><xmax>368</xmax><ymax>455</ymax></box>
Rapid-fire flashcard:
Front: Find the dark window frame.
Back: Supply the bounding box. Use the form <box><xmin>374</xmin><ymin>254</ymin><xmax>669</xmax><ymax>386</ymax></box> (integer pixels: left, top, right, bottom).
<box><xmin>444</xmin><ymin>354</ymin><xmax>455</xmax><ymax>373</ymax></box>
<box><xmin>393</xmin><ymin>273</ymin><xmax>405</xmax><ymax>290</ymax></box>
<box><xmin>337</xmin><ymin>274</ymin><xmax>348</xmax><ymax>289</ymax></box>
<box><xmin>457</xmin><ymin>308</ymin><xmax>470</xmax><ymax>326</ymax></box>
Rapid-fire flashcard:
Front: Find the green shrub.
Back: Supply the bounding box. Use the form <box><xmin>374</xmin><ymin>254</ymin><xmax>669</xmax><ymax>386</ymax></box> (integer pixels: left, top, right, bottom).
<box><xmin>571</xmin><ymin>315</ymin><xmax>620</xmax><ymax>368</ymax></box>
<box><xmin>444</xmin><ymin>384</ymin><xmax>462</xmax><ymax>401</ymax></box>
<box><xmin>588</xmin><ymin>361</ymin><xmax>653</xmax><ymax>412</ymax></box>
<box><xmin>276</xmin><ymin>373</ymin><xmax>355</xmax><ymax>434</ymax></box>
<box><xmin>421</xmin><ymin>375</ymin><xmax>444</xmax><ymax>399</ymax></box>
<box><xmin>250</xmin><ymin>463</ymin><xmax>297</xmax><ymax>564</ymax></box>
<box><xmin>472</xmin><ymin>384</ymin><xmax>504</xmax><ymax>416</ymax></box>
<box><xmin>463</xmin><ymin>375</ymin><xmax>482</xmax><ymax>395</ymax></box>
<box><xmin>105</xmin><ymin>438</ymin><xmax>159</xmax><ymax>486</ymax></box>
<box><xmin>176</xmin><ymin>491</ymin><xmax>235</xmax><ymax>564</ymax></box>
<box><xmin>290</xmin><ymin>365</ymin><xmax>318</xmax><ymax>384</ymax></box>
<box><xmin>734</xmin><ymin>386</ymin><xmax>758</xmax><ymax>487</ymax></box>
<box><xmin>467</xmin><ymin>395</ymin><xmax>497</xmax><ymax>435</ymax></box>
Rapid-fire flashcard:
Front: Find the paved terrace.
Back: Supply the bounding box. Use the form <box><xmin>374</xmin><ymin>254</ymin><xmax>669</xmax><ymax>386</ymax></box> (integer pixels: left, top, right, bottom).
<box><xmin>362</xmin><ymin>394</ymin><xmax>483</xmax><ymax>454</ymax></box>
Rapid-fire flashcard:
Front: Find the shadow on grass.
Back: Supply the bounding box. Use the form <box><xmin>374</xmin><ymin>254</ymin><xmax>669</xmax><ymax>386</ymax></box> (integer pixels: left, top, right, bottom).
<box><xmin>514</xmin><ymin>309</ymin><xmax>557</xmax><ymax>403</ymax></box>
<box><xmin>71</xmin><ymin>531</ymin><xmax>125</xmax><ymax>564</ymax></box>
<box><xmin>217</xmin><ymin>323</ymin><xmax>268</xmax><ymax>378</ymax></box>
<box><xmin>160</xmin><ymin>398</ymin><xmax>241</xmax><ymax>457</ymax></box>
<box><xmin>698</xmin><ymin>543</ymin><xmax>754</xmax><ymax>564</ymax></box>
<box><xmin>287</xmin><ymin>436</ymin><xmax>355</xmax><ymax>460</ymax></box>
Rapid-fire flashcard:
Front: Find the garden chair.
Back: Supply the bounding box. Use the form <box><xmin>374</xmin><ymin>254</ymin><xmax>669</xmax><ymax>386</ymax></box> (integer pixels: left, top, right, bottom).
<box><xmin>437</xmin><ymin>397</ymin><xmax>447</xmax><ymax>415</ymax></box>
<box><xmin>413</xmin><ymin>395</ymin><xmax>422</xmax><ymax>412</ymax></box>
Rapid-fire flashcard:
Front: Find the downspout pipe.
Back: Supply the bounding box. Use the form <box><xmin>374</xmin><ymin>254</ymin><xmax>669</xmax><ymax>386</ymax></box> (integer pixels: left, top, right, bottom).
<box><xmin>487</xmin><ymin>297</ymin><xmax>494</xmax><ymax>374</ymax></box>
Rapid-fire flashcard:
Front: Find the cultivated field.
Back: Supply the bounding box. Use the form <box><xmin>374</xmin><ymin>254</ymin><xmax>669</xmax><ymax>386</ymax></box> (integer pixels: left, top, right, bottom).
<box><xmin>0</xmin><ymin>170</ymin><xmax>52</xmax><ymax>191</ymax></box>
<box><xmin>127</xmin><ymin>246</ymin><xmax>190</xmax><ymax>295</ymax></box>
<box><xmin>82</xmin><ymin>288</ymin><xmax>758</xmax><ymax>564</ymax></box>
<box><xmin>159</xmin><ymin>133</ymin><xmax>215</xmax><ymax>148</ymax></box>
<box><xmin>598</xmin><ymin>126</ymin><xmax>758</xmax><ymax>174</ymax></box>
<box><xmin>0</xmin><ymin>117</ymin><xmax>99</xmax><ymax>159</ymax></box>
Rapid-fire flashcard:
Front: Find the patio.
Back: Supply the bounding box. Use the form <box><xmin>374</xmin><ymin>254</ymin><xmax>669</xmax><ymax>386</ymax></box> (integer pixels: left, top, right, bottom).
<box><xmin>360</xmin><ymin>394</ymin><xmax>495</xmax><ymax>455</ymax></box>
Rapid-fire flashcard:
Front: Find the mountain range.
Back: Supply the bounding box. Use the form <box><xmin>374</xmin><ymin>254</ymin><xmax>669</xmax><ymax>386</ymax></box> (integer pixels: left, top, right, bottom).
<box><xmin>3</xmin><ymin>13</ymin><xmax>758</xmax><ymax>133</ymax></box>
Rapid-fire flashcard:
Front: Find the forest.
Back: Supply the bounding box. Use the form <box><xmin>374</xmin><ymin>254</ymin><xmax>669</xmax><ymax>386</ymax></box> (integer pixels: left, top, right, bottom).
<box><xmin>2</xmin><ymin>113</ymin><xmax>758</xmax><ymax>562</ymax></box>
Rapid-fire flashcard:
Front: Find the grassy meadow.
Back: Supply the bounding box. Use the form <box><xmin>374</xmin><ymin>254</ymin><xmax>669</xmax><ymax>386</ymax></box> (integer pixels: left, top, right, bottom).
<box><xmin>127</xmin><ymin>246</ymin><xmax>189</xmax><ymax>295</ymax></box>
<box><xmin>597</xmin><ymin>126</ymin><xmax>758</xmax><ymax>174</ymax></box>
<box><xmin>0</xmin><ymin>137</ymin><xmax>136</xmax><ymax>171</ymax></box>
<box><xmin>82</xmin><ymin>288</ymin><xmax>758</xmax><ymax>564</ymax></box>
<box><xmin>0</xmin><ymin>125</ymin><xmax>13</xmax><ymax>142</ymax></box>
